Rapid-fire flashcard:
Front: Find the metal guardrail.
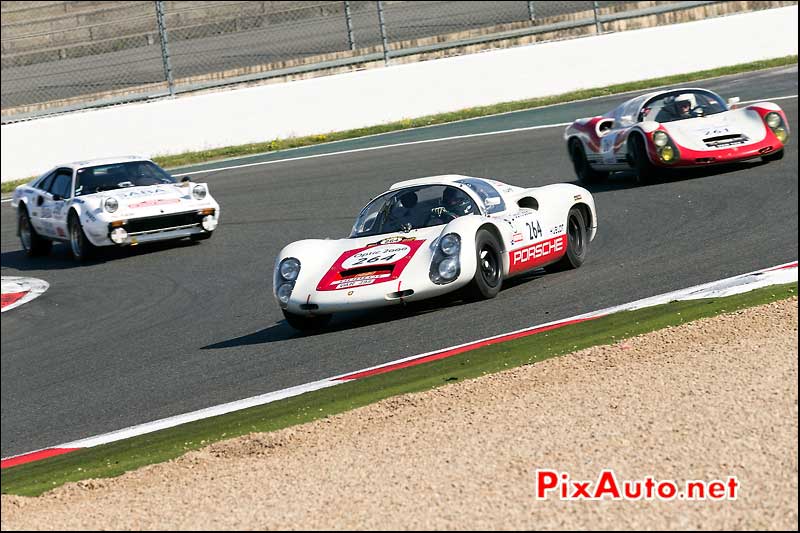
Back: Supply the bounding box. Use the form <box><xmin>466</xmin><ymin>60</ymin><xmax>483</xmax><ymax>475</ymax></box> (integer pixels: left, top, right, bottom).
<box><xmin>0</xmin><ymin>1</ymin><xmax>757</xmax><ymax>123</ymax></box>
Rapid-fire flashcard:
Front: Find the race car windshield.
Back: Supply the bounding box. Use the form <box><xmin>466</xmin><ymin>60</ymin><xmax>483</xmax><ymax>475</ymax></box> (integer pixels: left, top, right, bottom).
<box><xmin>350</xmin><ymin>185</ymin><xmax>480</xmax><ymax>238</ymax></box>
<box><xmin>642</xmin><ymin>90</ymin><xmax>727</xmax><ymax>123</ymax></box>
<box><xmin>74</xmin><ymin>161</ymin><xmax>176</xmax><ymax>197</ymax></box>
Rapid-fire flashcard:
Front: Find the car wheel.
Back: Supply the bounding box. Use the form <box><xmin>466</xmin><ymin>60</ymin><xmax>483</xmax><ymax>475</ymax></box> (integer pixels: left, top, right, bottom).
<box><xmin>283</xmin><ymin>310</ymin><xmax>332</xmax><ymax>331</ymax></box>
<box><xmin>570</xmin><ymin>139</ymin><xmax>608</xmax><ymax>184</ymax></box>
<box><xmin>545</xmin><ymin>207</ymin><xmax>588</xmax><ymax>272</ymax></box>
<box><xmin>630</xmin><ymin>134</ymin><xmax>658</xmax><ymax>185</ymax></box>
<box><xmin>68</xmin><ymin>211</ymin><xmax>95</xmax><ymax>262</ymax></box>
<box><xmin>18</xmin><ymin>206</ymin><xmax>52</xmax><ymax>257</ymax></box>
<box><xmin>762</xmin><ymin>149</ymin><xmax>784</xmax><ymax>162</ymax></box>
<box><xmin>190</xmin><ymin>231</ymin><xmax>213</xmax><ymax>241</ymax></box>
<box><xmin>465</xmin><ymin>228</ymin><xmax>503</xmax><ymax>300</ymax></box>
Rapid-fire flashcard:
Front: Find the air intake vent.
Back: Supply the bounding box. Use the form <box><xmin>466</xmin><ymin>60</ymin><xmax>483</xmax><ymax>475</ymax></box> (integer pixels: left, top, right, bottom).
<box><xmin>703</xmin><ymin>134</ymin><xmax>748</xmax><ymax>148</ymax></box>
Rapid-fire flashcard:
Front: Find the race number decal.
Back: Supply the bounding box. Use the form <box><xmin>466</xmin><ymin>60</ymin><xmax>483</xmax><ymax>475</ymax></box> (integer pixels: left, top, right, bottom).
<box><xmin>341</xmin><ymin>244</ymin><xmax>411</xmax><ymax>269</ymax></box>
<box><xmin>317</xmin><ymin>240</ymin><xmax>426</xmax><ymax>291</ymax></box>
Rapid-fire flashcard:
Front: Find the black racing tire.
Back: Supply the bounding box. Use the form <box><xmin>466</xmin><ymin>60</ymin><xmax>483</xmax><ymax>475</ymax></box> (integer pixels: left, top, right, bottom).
<box><xmin>545</xmin><ymin>207</ymin><xmax>588</xmax><ymax>273</ymax></box>
<box><xmin>283</xmin><ymin>310</ymin><xmax>332</xmax><ymax>331</ymax></box>
<box><xmin>569</xmin><ymin>139</ymin><xmax>608</xmax><ymax>184</ymax></box>
<box><xmin>18</xmin><ymin>206</ymin><xmax>52</xmax><ymax>257</ymax></box>
<box><xmin>68</xmin><ymin>211</ymin><xmax>96</xmax><ymax>262</ymax></box>
<box><xmin>190</xmin><ymin>231</ymin><xmax>213</xmax><ymax>241</ymax></box>
<box><xmin>630</xmin><ymin>134</ymin><xmax>659</xmax><ymax>185</ymax></box>
<box><xmin>465</xmin><ymin>228</ymin><xmax>503</xmax><ymax>300</ymax></box>
<box><xmin>762</xmin><ymin>149</ymin><xmax>784</xmax><ymax>162</ymax></box>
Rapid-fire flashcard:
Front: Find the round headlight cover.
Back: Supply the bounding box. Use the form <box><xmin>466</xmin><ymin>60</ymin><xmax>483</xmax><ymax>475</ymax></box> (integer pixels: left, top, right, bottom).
<box><xmin>765</xmin><ymin>112</ymin><xmax>781</xmax><ymax>129</ymax></box>
<box><xmin>439</xmin><ymin>233</ymin><xmax>461</xmax><ymax>256</ymax></box>
<box><xmin>438</xmin><ymin>256</ymin><xmax>459</xmax><ymax>280</ymax></box>
<box><xmin>277</xmin><ymin>283</ymin><xmax>293</xmax><ymax>305</ymax></box>
<box><xmin>653</xmin><ymin>131</ymin><xmax>669</xmax><ymax>148</ymax></box>
<box><xmin>104</xmin><ymin>197</ymin><xmax>119</xmax><ymax>213</ymax></box>
<box><xmin>774</xmin><ymin>127</ymin><xmax>788</xmax><ymax>142</ymax></box>
<box><xmin>192</xmin><ymin>185</ymin><xmax>207</xmax><ymax>200</ymax></box>
<box><xmin>660</xmin><ymin>145</ymin><xmax>675</xmax><ymax>162</ymax></box>
<box><xmin>279</xmin><ymin>257</ymin><xmax>301</xmax><ymax>281</ymax></box>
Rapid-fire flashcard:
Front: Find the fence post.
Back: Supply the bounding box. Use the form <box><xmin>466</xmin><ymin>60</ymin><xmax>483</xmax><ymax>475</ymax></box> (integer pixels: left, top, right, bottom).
<box><xmin>155</xmin><ymin>0</ymin><xmax>175</xmax><ymax>96</ymax></box>
<box><xmin>376</xmin><ymin>0</ymin><xmax>389</xmax><ymax>66</ymax></box>
<box><xmin>344</xmin><ymin>1</ymin><xmax>356</xmax><ymax>51</ymax></box>
<box><xmin>527</xmin><ymin>1</ymin><xmax>535</xmax><ymax>23</ymax></box>
<box><xmin>592</xmin><ymin>1</ymin><xmax>601</xmax><ymax>34</ymax></box>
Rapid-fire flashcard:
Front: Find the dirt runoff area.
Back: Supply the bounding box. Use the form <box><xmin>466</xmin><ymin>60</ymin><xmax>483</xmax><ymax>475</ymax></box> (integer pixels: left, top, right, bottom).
<box><xmin>2</xmin><ymin>297</ymin><xmax>797</xmax><ymax>530</ymax></box>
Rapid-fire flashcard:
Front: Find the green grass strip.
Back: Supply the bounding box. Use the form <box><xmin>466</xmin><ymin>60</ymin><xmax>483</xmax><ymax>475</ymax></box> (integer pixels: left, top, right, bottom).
<box><xmin>1</xmin><ymin>55</ymin><xmax>796</xmax><ymax>194</ymax></box>
<box><xmin>2</xmin><ymin>282</ymin><xmax>795</xmax><ymax>497</ymax></box>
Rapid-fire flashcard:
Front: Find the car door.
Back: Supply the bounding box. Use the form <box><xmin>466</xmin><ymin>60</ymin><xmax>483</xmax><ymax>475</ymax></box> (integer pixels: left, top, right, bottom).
<box><xmin>505</xmin><ymin>202</ymin><xmax>566</xmax><ymax>275</ymax></box>
<box><xmin>40</xmin><ymin>168</ymin><xmax>73</xmax><ymax>240</ymax></box>
<box><xmin>27</xmin><ymin>171</ymin><xmax>57</xmax><ymax>237</ymax></box>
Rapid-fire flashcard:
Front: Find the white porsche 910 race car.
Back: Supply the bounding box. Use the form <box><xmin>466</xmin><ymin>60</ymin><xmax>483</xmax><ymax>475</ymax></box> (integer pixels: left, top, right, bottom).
<box><xmin>273</xmin><ymin>175</ymin><xmax>597</xmax><ymax>330</ymax></box>
<box><xmin>565</xmin><ymin>87</ymin><xmax>790</xmax><ymax>184</ymax></box>
<box><xmin>11</xmin><ymin>156</ymin><xmax>220</xmax><ymax>261</ymax></box>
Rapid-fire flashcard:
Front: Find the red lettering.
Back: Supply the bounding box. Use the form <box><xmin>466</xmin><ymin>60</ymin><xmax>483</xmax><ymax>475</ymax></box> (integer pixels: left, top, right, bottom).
<box><xmin>571</xmin><ymin>481</ymin><xmax>591</xmax><ymax>499</ymax></box>
<box><xmin>727</xmin><ymin>477</ymin><xmax>739</xmax><ymax>500</ymax></box>
<box><xmin>535</xmin><ymin>470</ymin><xmax>558</xmax><ymax>499</ymax></box>
<box><xmin>656</xmin><ymin>481</ymin><xmax>677</xmax><ymax>499</ymax></box>
<box><xmin>686</xmin><ymin>481</ymin><xmax>705</xmax><ymax>499</ymax></box>
<box><xmin>708</xmin><ymin>481</ymin><xmax>726</xmax><ymax>500</ymax></box>
<box><xmin>593</xmin><ymin>470</ymin><xmax>621</xmax><ymax>499</ymax></box>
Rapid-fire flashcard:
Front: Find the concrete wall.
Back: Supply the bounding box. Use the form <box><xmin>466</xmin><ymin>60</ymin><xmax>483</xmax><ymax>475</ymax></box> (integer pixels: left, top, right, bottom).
<box><xmin>2</xmin><ymin>5</ymin><xmax>797</xmax><ymax>182</ymax></box>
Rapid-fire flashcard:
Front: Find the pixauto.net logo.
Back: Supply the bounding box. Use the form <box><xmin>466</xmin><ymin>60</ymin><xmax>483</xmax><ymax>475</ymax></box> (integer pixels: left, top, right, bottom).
<box><xmin>534</xmin><ymin>470</ymin><xmax>739</xmax><ymax>501</ymax></box>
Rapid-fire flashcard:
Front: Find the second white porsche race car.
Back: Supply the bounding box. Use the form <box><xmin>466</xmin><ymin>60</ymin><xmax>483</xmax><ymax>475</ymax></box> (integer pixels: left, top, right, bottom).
<box><xmin>273</xmin><ymin>175</ymin><xmax>597</xmax><ymax>330</ymax></box>
<box><xmin>11</xmin><ymin>156</ymin><xmax>220</xmax><ymax>261</ymax></box>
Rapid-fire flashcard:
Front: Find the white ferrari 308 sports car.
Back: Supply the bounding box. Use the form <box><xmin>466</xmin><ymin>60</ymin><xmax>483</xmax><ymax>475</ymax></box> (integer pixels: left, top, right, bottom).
<box><xmin>11</xmin><ymin>156</ymin><xmax>220</xmax><ymax>261</ymax></box>
<box><xmin>273</xmin><ymin>175</ymin><xmax>597</xmax><ymax>330</ymax></box>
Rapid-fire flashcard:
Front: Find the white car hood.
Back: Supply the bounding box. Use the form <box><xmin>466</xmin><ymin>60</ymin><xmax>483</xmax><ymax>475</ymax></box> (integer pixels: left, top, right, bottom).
<box><xmin>663</xmin><ymin>109</ymin><xmax>767</xmax><ymax>151</ymax></box>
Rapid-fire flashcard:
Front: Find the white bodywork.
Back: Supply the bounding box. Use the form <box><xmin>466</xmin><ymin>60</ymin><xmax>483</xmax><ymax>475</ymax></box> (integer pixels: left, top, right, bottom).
<box><xmin>11</xmin><ymin>156</ymin><xmax>220</xmax><ymax>249</ymax></box>
<box><xmin>274</xmin><ymin>175</ymin><xmax>596</xmax><ymax>315</ymax></box>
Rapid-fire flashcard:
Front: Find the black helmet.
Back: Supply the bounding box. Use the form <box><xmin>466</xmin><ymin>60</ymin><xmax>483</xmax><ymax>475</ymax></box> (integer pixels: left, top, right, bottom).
<box><xmin>442</xmin><ymin>187</ymin><xmax>473</xmax><ymax>214</ymax></box>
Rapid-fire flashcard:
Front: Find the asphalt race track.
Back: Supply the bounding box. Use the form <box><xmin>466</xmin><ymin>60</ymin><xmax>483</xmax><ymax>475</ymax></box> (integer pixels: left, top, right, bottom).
<box><xmin>1</xmin><ymin>66</ymin><xmax>797</xmax><ymax>458</ymax></box>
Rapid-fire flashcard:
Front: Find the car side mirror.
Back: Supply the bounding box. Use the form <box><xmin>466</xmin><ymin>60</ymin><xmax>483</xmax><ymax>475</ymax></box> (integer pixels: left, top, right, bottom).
<box><xmin>52</xmin><ymin>194</ymin><xmax>63</xmax><ymax>201</ymax></box>
<box><xmin>727</xmin><ymin>96</ymin><xmax>740</xmax><ymax>109</ymax></box>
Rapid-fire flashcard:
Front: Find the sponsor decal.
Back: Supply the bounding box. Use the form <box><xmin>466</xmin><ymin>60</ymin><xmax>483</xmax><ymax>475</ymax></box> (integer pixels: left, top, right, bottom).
<box><xmin>373</xmin><ymin>236</ymin><xmax>416</xmax><ymax>245</ymax></box>
<box><xmin>129</xmin><ymin>198</ymin><xmax>180</xmax><ymax>209</ymax></box>
<box><xmin>550</xmin><ymin>223</ymin><xmax>565</xmax><ymax>235</ymax></box>
<box><xmin>511</xmin><ymin>232</ymin><xmax>524</xmax><ymax>245</ymax></box>
<box><xmin>509</xmin><ymin>235</ymin><xmax>567</xmax><ymax>274</ymax></box>
<box><xmin>317</xmin><ymin>240</ymin><xmax>426</xmax><ymax>291</ymax></box>
<box><xmin>574</xmin><ymin>195</ymin><xmax>582</xmax><ymax>201</ymax></box>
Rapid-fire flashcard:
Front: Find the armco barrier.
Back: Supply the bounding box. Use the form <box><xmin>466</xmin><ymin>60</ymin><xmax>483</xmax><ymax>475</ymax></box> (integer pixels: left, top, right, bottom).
<box><xmin>1</xmin><ymin>5</ymin><xmax>797</xmax><ymax>182</ymax></box>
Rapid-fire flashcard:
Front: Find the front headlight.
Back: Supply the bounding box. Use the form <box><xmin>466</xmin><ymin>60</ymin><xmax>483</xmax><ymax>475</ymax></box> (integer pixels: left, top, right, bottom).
<box><xmin>192</xmin><ymin>185</ymin><xmax>207</xmax><ymax>200</ymax></box>
<box><xmin>279</xmin><ymin>257</ymin><xmax>301</xmax><ymax>281</ymax></box>
<box><xmin>104</xmin><ymin>197</ymin><xmax>118</xmax><ymax>213</ymax></box>
<box><xmin>438</xmin><ymin>256</ymin><xmax>459</xmax><ymax>280</ymax></box>
<box><xmin>439</xmin><ymin>233</ymin><xmax>460</xmax><ymax>256</ymax></box>
<box><xmin>765</xmin><ymin>112</ymin><xmax>781</xmax><ymax>129</ymax></box>
<box><xmin>653</xmin><ymin>131</ymin><xmax>669</xmax><ymax>148</ymax></box>
<box><xmin>277</xmin><ymin>283</ymin><xmax>293</xmax><ymax>305</ymax></box>
<box><xmin>660</xmin><ymin>145</ymin><xmax>675</xmax><ymax>162</ymax></box>
<box><xmin>774</xmin><ymin>127</ymin><xmax>788</xmax><ymax>142</ymax></box>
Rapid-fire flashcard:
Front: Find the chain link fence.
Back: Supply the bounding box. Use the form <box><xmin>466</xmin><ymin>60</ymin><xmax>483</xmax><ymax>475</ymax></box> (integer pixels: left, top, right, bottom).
<box><xmin>0</xmin><ymin>1</ymin><xmax>784</xmax><ymax>122</ymax></box>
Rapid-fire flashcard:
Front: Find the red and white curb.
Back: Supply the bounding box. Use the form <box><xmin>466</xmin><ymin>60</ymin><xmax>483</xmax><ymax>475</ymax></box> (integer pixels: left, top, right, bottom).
<box><xmin>2</xmin><ymin>260</ymin><xmax>796</xmax><ymax>469</ymax></box>
<box><xmin>1</xmin><ymin>276</ymin><xmax>49</xmax><ymax>313</ymax></box>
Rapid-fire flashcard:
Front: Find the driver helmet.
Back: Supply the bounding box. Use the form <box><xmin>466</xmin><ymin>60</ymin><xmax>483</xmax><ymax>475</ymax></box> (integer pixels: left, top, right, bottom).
<box><xmin>673</xmin><ymin>93</ymin><xmax>696</xmax><ymax>117</ymax></box>
<box><xmin>398</xmin><ymin>191</ymin><xmax>418</xmax><ymax>209</ymax></box>
<box><xmin>442</xmin><ymin>187</ymin><xmax>473</xmax><ymax>215</ymax></box>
